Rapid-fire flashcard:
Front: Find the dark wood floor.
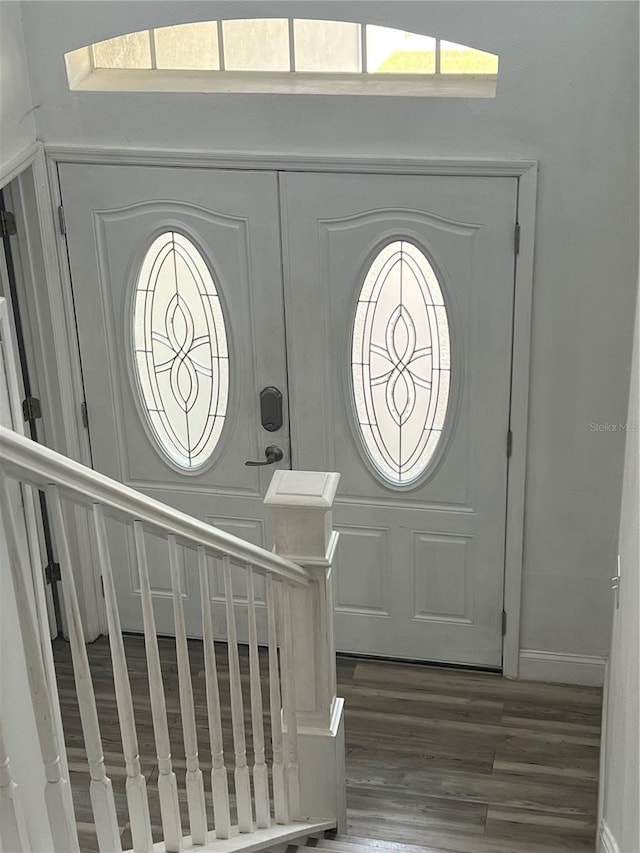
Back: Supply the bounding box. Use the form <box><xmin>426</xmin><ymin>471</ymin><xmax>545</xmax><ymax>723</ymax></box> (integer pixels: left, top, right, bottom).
<box><xmin>52</xmin><ymin>637</ymin><xmax>602</xmax><ymax>853</ymax></box>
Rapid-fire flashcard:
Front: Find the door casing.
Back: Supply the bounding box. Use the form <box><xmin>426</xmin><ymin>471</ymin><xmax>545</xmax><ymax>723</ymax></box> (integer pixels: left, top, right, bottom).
<box><xmin>7</xmin><ymin>143</ymin><xmax>537</xmax><ymax>677</ymax></box>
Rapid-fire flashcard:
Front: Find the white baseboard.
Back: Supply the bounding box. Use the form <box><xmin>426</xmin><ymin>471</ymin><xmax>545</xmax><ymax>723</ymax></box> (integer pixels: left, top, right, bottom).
<box><xmin>518</xmin><ymin>649</ymin><xmax>606</xmax><ymax>686</ymax></box>
<box><xmin>598</xmin><ymin>820</ymin><xmax>620</xmax><ymax>853</ymax></box>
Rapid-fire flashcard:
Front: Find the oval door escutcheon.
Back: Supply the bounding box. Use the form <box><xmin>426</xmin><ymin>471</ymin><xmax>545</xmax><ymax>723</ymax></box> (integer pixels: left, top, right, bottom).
<box><xmin>260</xmin><ymin>386</ymin><xmax>283</xmax><ymax>432</ymax></box>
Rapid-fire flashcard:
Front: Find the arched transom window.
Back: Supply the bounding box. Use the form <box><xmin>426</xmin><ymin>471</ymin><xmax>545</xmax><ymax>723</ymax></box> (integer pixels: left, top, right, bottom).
<box><xmin>65</xmin><ymin>19</ymin><xmax>498</xmax><ymax>97</ymax></box>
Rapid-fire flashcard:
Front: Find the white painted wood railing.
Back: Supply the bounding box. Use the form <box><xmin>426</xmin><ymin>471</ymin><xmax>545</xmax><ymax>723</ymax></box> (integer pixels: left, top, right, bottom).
<box><xmin>0</xmin><ymin>424</ymin><xmax>345</xmax><ymax>853</ymax></box>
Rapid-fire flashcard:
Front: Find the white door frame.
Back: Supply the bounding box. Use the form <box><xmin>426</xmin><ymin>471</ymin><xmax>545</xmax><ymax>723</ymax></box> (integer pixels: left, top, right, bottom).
<box><xmin>23</xmin><ymin>143</ymin><xmax>536</xmax><ymax>677</ymax></box>
<box><xmin>0</xmin><ymin>142</ymin><xmax>105</xmax><ymax>639</ymax></box>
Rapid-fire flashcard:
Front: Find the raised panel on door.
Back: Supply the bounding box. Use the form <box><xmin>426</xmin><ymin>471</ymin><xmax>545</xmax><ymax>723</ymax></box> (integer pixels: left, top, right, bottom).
<box><xmin>281</xmin><ymin>172</ymin><xmax>517</xmax><ymax>667</ymax></box>
<box><xmin>59</xmin><ymin>164</ymin><xmax>288</xmax><ymax>635</ymax></box>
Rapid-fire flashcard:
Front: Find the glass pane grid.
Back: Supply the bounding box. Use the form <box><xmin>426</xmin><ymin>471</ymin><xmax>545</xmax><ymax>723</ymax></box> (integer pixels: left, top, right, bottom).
<box><xmin>75</xmin><ymin>20</ymin><xmax>498</xmax><ymax>82</ymax></box>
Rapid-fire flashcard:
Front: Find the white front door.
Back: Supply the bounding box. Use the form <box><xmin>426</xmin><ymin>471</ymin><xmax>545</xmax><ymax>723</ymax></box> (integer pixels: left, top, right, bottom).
<box><xmin>281</xmin><ymin>173</ymin><xmax>517</xmax><ymax>667</ymax></box>
<box><xmin>59</xmin><ymin>165</ymin><xmax>290</xmax><ymax>634</ymax></box>
<box><xmin>60</xmin><ymin>165</ymin><xmax>516</xmax><ymax>668</ymax></box>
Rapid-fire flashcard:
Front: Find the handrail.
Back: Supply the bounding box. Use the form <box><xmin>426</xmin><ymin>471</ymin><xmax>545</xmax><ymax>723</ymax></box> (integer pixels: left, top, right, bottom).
<box><xmin>0</xmin><ymin>426</ymin><xmax>309</xmax><ymax>586</ymax></box>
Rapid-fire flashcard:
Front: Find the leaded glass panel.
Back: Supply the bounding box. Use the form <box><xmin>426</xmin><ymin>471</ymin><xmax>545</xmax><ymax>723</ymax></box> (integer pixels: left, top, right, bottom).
<box><xmin>133</xmin><ymin>232</ymin><xmax>229</xmax><ymax>470</ymax></box>
<box><xmin>351</xmin><ymin>240</ymin><xmax>451</xmax><ymax>485</ymax></box>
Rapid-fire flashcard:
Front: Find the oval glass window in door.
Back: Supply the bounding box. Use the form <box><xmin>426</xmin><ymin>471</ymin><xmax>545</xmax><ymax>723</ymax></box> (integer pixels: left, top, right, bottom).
<box><xmin>133</xmin><ymin>231</ymin><xmax>229</xmax><ymax>470</ymax></box>
<box><xmin>351</xmin><ymin>240</ymin><xmax>451</xmax><ymax>485</ymax></box>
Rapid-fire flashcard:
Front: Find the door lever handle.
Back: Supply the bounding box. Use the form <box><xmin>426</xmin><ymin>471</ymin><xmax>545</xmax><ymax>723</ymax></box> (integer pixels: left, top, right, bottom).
<box><xmin>245</xmin><ymin>445</ymin><xmax>284</xmax><ymax>467</ymax></box>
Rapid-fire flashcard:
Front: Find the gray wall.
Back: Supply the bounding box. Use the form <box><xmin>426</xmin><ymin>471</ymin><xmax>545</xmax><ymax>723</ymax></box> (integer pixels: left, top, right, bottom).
<box><xmin>16</xmin><ymin>1</ymin><xmax>640</xmax><ymax>664</ymax></box>
<box><xmin>0</xmin><ymin>1</ymin><xmax>36</xmax><ymax>168</ymax></box>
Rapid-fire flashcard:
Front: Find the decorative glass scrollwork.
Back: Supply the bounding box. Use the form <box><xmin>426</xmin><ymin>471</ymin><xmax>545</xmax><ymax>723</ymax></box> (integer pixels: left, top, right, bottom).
<box><xmin>133</xmin><ymin>231</ymin><xmax>229</xmax><ymax>469</ymax></box>
<box><xmin>351</xmin><ymin>240</ymin><xmax>451</xmax><ymax>485</ymax></box>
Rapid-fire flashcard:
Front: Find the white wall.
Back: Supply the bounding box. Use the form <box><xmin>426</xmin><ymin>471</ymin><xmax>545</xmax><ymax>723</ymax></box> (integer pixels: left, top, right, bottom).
<box><xmin>0</xmin><ymin>1</ymin><xmax>36</xmax><ymax>169</ymax></box>
<box><xmin>599</xmin><ymin>282</ymin><xmax>639</xmax><ymax>852</ymax></box>
<box><xmin>18</xmin><ymin>1</ymin><xmax>640</xmax><ymax>672</ymax></box>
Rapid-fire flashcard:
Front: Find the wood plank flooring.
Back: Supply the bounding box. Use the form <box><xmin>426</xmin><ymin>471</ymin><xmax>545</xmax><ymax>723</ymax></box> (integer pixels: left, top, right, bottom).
<box><xmin>52</xmin><ymin>637</ymin><xmax>602</xmax><ymax>852</ymax></box>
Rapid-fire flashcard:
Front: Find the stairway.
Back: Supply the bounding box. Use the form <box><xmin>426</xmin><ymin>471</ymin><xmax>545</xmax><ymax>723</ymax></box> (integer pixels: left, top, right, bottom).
<box><xmin>282</xmin><ymin>833</ymin><xmax>444</xmax><ymax>853</ymax></box>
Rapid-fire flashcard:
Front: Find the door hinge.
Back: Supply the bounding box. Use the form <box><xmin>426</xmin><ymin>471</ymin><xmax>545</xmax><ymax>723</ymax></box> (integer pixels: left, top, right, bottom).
<box><xmin>506</xmin><ymin>429</ymin><xmax>513</xmax><ymax>458</ymax></box>
<box><xmin>0</xmin><ymin>210</ymin><xmax>17</xmax><ymax>237</ymax></box>
<box><xmin>81</xmin><ymin>400</ymin><xmax>89</xmax><ymax>429</ymax></box>
<box><xmin>57</xmin><ymin>204</ymin><xmax>66</xmax><ymax>235</ymax></box>
<box><xmin>502</xmin><ymin>609</ymin><xmax>507</xmax><ymax>636</ymax></box>
<box><xmin>514</xmin><ymin>222</ymin><xmax>521</xmax><ymax>255</ymax></box>
<box><xmin>22</xmin><ymin>396</ymin><xmax>42</xmax><ymax>423</ymax></box>
<box><xmin>44</xmin><ymin>561</ymin><xmax>62</xmax><ymax>585</ymax></box>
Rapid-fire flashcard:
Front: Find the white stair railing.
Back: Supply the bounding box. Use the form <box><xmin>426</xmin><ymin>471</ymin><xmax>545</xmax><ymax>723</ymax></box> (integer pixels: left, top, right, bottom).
<box><xmin>0</xmin><ymin>424</ymin><xmax>345</xmax><ymax>852</ymax></box>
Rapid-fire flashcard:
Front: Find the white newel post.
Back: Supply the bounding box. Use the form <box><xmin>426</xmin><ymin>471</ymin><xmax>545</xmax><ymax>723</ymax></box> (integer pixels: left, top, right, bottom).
<box><xmin>264</xmin><ymin>470</ymin><xmax>346</xmax><ymax>831</ymax></box>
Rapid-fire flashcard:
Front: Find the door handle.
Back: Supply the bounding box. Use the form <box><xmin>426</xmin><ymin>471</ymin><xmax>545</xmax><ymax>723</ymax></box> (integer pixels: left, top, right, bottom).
<box><xmin>245</xmin><ymin>445</ymin><xmax>284</xmax><ymax>467</ymax></box>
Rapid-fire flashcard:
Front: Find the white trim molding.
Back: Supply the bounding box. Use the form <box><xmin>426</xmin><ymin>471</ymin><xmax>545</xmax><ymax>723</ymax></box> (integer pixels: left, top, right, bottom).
<box><xmin>46</xmin><ymin>144</ymin><xmax>537</xmax><ymax>177</ymax></box>
<box><xmin>0</xmin><ymin>141</ymin><xmax>41</xmax><ymax>189</ymax></box>
<box><xmin>1</xmin><ymin>143</ymin><xmax>107</xmax><ymax>638</ymax></box>
<box><xmin>502</xmin><ymin>160</ymin><xmax>537</xmax><ymax>679</ymax></box>
<box><xmin>74</xmin><ymin>68</ymin><xmax>498</xmax><ymax>99</ymax></box>
<box><xmin>598</xmin><ymin>820</ymin><xmax>621</xmax><ymax>853</ymax></box>
<box><xmin>518</xmin><ymin>649</ymin><xmax>607</xmax><ymax>686</ymax></box>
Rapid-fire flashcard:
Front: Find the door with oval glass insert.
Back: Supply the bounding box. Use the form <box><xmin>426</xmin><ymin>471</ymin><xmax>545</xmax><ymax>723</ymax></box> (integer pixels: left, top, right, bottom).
<box><xmin>281</xmin><ymin>173</ymin><xmax>518</xmax><ymax>667</ymax></box>
<box><xmin>59</xmin><ymin>164</ymin><xmax>290</xmax><ymax>636</ymax></box>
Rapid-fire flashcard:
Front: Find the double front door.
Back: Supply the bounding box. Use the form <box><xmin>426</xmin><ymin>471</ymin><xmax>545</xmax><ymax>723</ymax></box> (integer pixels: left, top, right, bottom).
<box><xmin>59</xmin><ymin>164</ymin><xmax>517</xmax><ymax>668</ymax></box>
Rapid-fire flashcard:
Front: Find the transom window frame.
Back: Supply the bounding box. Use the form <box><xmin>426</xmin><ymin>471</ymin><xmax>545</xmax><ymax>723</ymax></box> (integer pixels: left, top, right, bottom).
<box><xmin>65</xmin><ymin>18</ymin><xmax>499</xmax><ymax>98</ymax></box>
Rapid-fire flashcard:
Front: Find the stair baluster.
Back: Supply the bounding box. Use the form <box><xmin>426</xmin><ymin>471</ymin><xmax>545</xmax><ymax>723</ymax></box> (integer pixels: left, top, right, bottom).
<box><xmin>246</xmin><ymin>565</ymin><xmax>271</xmax><ymax>828</ymax></box>
<box><xmin>48</xmin><ymin>485</ymin><xmax>121</xmax><ymax>853</ymax></box>
<box><xmin>168</xmin><ymin>534</ymin><xmax>208</xmax><ymax>845</ymax></box>
<box><xmin>198</xmin><ymin>546</ymin><xmax>232</xmax><ymax>839</ymax></box>
<box><xmin>92</xmin><ymin>504</ymin><xmax>154</xmax><ymax>853</ymax></box>
<box><xmin>133</xmin><ymin>521</ymin><xmax>183</xmax><ymax>852</ymax></box>
<box><xmin>280</xmin><ymin>581</ymin><xmax>301</xmax><ymax>820</ymax></box>
<box><xmin>0</xmin><ymin>715</ymin><xmax>30</xmax><ymax>851</ymax></box>
<box><xmin>266</xmin><ymin>573</ymin><xmax>289</xmax><ymax>825</ymax></box>
<box><xmin>223</xmin><ymin>555</ymin><xmax>254</xmax><ymax>833</ymax></box>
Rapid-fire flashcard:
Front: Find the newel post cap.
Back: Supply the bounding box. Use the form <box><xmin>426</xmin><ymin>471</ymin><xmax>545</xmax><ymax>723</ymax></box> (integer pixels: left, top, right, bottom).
<box><xmin>264</xmin><ymin>470</ymin><xmax>340</xmax><ymax>561</ymax></box>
